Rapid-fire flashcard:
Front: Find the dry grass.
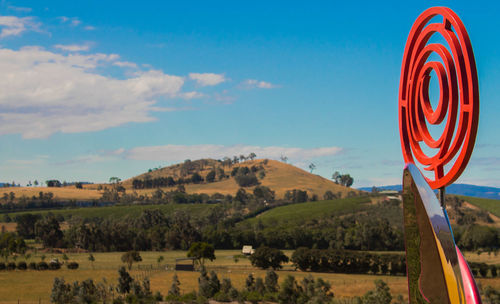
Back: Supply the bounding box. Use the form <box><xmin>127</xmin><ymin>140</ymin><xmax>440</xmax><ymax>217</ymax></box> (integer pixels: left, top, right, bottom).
<box><xmin>128</xmin><ymin>159</ymin><xmax>363</xmax><ymax>199</ymax></box>
<box><xmin>0</xmin><ymin>250</ymin><xmax>498</xmax><ymax>303</ymax></box>
<box><xmin>0</xmin><ymin>186</ymin><xmax>102</xmax><ymax>200</ymax></box>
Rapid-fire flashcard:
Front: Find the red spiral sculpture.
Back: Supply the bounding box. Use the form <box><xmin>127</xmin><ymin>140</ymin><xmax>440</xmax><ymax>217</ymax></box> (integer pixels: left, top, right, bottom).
<box><xmin>399</xmin><ymin>7</ymin><xmax>479</xmax><ymax>189</ymax></box>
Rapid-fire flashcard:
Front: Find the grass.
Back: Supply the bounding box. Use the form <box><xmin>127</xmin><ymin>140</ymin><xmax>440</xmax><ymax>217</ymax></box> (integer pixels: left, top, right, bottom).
<box><xmin>0</xmin><ymin>250</ymin><xmax>497</xmax><ymax>303</ymax></box>
<box><xmin>1</xmin><ymin>203</ymin><xmax>218</xmax><ymax>221</ymax></box>
<box><xmin>241</xmin><ymin>196</ymin><xmax>371</xmax><ymax>227</ymax></box>
<box><xmin>458</xmin><ymin>195</ymin><xmax>500</xmax><ymax>217</ymax></box>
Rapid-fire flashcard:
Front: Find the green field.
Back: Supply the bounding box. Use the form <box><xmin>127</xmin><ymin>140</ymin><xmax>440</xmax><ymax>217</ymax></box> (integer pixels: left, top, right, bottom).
<box><xmin>2</xmin><ymin>203</ymin><xmax>219</xmax><ymax>221</ymax></box>
<box><xmin>459</xmin><ymin>195</ymin><xmax>500</xmax><ymax>217</ymax></box>
<box><xmin>241</xmin><ymin>196</ymin><xmax>371</xmax><ymax>227</ymax></box>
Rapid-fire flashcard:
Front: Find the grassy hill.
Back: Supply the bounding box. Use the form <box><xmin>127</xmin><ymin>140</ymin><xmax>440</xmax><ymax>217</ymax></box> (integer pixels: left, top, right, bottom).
<box><xmin>0</xmin><ymin>159</ymin><xmax>360</xmax><ymax>201</ymax></box>
<box><xmin>457</xmin><ymin>195</ymin><xmax>500</xmax><ymax>217</ymax></box>
<box><xmin>124</xmin><ymin>159</ymin><xmax>362</xmax><ymax>199</ymax></box>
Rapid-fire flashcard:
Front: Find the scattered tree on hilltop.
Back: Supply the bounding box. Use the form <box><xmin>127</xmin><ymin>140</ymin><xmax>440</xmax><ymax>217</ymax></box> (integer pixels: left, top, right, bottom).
<box><xmin>332</xmin><ymin>171</ymin><xmax>354</xmax><ymax>187</ymax></box>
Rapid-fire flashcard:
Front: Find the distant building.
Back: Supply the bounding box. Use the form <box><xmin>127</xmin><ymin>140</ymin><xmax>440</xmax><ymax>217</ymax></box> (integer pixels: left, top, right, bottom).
<box><xmin>175</xmin><ymin>257</ymin><xmax>195</xmax><ymax>271</ymax></box>
<box><xmin>242</xmin><ymin>245</ymin><xmax>255</xmax><ymax>255</ymax></box>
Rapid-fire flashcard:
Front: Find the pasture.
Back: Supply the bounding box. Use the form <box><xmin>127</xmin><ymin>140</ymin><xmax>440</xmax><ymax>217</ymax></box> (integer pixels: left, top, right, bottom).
<box><xmin>0</xmin><ymin>250</ymin><xmax>498</xmax><ymax>303</ymax></box>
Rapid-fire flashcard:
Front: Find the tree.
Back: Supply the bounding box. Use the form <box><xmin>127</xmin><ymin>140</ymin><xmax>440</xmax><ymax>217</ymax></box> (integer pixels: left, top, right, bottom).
<box><xmin>265</xmin><ymin>270</ymin><xmax>279</xmax><ymax>293</ymax></box>
<box><xmin>109</xmin><ymin>177</ymin><xmax>121</xmax><ymax>184</ymax></box>
<box><xmin>250</xmin><ymin>246</ymin><xmax>289</xmax><ymax>270</ymax></box>
<box><xmin>34</xmin><ymin>180</ymin><xmax>39</xmax><ymax>186</ymax></box>
<box><xmin>117</xmin><ymin>266</ymin><xmax>133</xmax><ymax>294</ymax></box>
<box><xmin>75</xmin><ymin>182</ymin><xmax>83</xmax><ymax>189</ymax></box>
<box><xmin>168</xmin><ymin>274</ymin><xmax>181</xmax><ymax>296</ymax></box>
<box><xmin>35</xmin><ymin>216</ymin><xmax>63</xmax><ymax>248</ymax></box>
<box><xmin>121</xmin><ymin>251</ymin><xmax>142</xmax><ymax>270</ymax></box>
<box><xmin>16</xmin><ymin>213</ymin><xmax>42</xmax><ymax>239</ymax></box>
<box><xmin>309</xmin><ymin>163</ymin><xmax>316</xmax><ymax>173</ymax></box>
<box><xmin>331</xmin><ymin>171</ymin><xmax>341</xmax><ymax>184</ymax></box>
<box><xmin>88</xmin><ymin>253</ymin><xmax>95</xmax><ymax>269</ymax></box>
<box><xmin>187</xmin><ymin>242</ymin><xmax>216</xmax><ymax>266</ymax></box>
<box><xmin>280</xmin><ymin>155</ymin><xmax>288</xmax><ymax>163</ymax></box>
<box><xmin>157</xmin><ymin>255</ymin><xmax>164</xmax><ymax>268</ymax></box>
<box><xmin>248</xmin><ymin>152</ymin><xmax>257</xmax><ymax>160</ymax></box>
<box><xmin>361</xmin><ymin>279</ymin><xmax>392</xmax><ymax>304</ymax></box>
<box><xmin>205</xmin><ymin>170</ymin><xmax>216</xmax><ymax>183</ymax></box>
<box><xmin>278</xmin><ymin>275</ymin><xmax>300</xmax><ymax>304</ymax></box>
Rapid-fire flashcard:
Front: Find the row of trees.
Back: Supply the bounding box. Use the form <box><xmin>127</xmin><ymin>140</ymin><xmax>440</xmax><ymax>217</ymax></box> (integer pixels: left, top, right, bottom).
<box><xmin>132</xmin><ymin>171</ymin><xmax>221</xmax><ymax>189</ymax></box>
<box><xmin>291</xmin><ymin>247</ymin><xmax>406</xmax><ymax>275</ymax></box>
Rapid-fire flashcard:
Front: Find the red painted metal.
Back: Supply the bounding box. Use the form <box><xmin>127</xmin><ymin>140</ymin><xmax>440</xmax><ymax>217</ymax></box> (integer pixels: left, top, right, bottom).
<box><xmin>399</xmin><ymin>7</ymin><xmax>479</xmax><ymax>189</ymax></box>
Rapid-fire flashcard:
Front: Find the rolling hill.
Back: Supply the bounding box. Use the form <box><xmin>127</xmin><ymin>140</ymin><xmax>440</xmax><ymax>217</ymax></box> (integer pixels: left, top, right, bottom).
<box><xmin>0</xmin><ymin>158</ymin><xmax>359</xmax><ymax>201</ymax></box>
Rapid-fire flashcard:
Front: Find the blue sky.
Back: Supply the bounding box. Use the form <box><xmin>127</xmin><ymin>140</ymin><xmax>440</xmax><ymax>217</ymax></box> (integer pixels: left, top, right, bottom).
<box><xmin>0</xmin><ymin>0</ymin><xmax>499</xmax><ymax>188</ymax></box>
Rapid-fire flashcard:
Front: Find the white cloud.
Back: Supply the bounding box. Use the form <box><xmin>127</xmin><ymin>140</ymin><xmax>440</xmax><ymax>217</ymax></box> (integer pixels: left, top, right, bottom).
<box><xmin>189</xmin><ymin>73</ymin><xmax>226</xmax><ymax>86</ymax></box>
<box><xmin>0</xmin><ymin>16</ymin><xmax>40</xmax><ymax>38</ymax></box>
<box><xmin>54</xmin><ymin>44</ymin><xmax>90</xmax><ymax>52</ymax></box>
<box><xmin>0</xmin><ymin>46</ymin><xmax>189</xmax><ymax>138</ymax></box>
<box><xmin>113</xmin><ymin>144</ymin><xmax>343</xmax><ymax>162</ymax></box>
<box><xmin>241</xmin><ymin>79</ymin><xmax>279</xmax><ymax>89</ymax></box>
<box><xmin>83</xmin><ymin>25</ymin><xmax>96</xmax><ymax>31</ymax></box>
<box><xmin>113</xmin><ymin>61</ymin><xmax>138</xmax><ymax>68</ymax></box>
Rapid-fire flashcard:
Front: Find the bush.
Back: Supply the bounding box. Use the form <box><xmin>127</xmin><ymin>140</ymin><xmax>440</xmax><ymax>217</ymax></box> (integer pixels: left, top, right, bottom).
<box><xmin>234</xmin><ymin>173</ymin><xmax>259</xmax><ymax>187</ymax></box>
<box><xmin>17</xmin><ymin>261</ymin><xmax>27</xmax><ymax>270</ymax></box>
<box><xmin>37</xmin><ymin>261</ymin><xmax>48</xmax><ymax>270</ymax></box>
<box><xmin>66</xmin><ymin>262</ymin><xmax>79</xmax><ymax>269</ymax></box>
<box><xmin>49</xmin><ymin>261</ymin><xmax>61</xmax><ymax>270</ymax></box>
<box><xmin>7</xmin><ymin>262</ymin><xmax>16</xmax><ymax>270</ymax></box>
<box><xmin>28</xmin><ymin>262</ymin><xmax>37</xmax><ymax>270</ymax></box>
<box><xmin>0</xmin><ymin>262</ymin><xmax>5</xmax><ymax>270</ymax></box>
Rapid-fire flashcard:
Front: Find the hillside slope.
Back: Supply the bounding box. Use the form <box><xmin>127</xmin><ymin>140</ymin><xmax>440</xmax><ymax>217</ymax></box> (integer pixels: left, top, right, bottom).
<box><xmin>123</xmin><ymin>159</ymin><xmax>362</xmax><ymax>199</ymax></box>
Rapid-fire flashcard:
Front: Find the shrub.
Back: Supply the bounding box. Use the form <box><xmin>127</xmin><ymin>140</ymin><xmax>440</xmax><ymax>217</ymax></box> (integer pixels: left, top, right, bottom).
<box><xmin>17</xmin><ymin>261</ymin><xmax>27</xmax><ymax>270</ymax></box>
<box><xmin>234</xmin><ymin>173</ymin><xmax>259</xmax><ymax>187</ymax></box>
<box><xmin>0</xmin><ymin>262</ymin><xmax>5</xmax><ymax>270</ymax></box>
<box><xmin>49</xmin><ymin>261</ymin><xmax>61</xmax><ymax>270</ymax></box>
<box><xmin>6</xmin><ymin>262</ymin><xmax>16</xmax><ymax>270</ymax></box>
<box><xmin>37</xmin><ymin>262</ymin><xmax>48</xmax><ymax>270</ymax></box>
<box><xmin>66</xmin><ymin>262</ymin><xmax>79</xmax><ymax>269</ymax></box>
<box><xmin>28</xmin><ymin>262</ymin><xmax>37</xmax><ymax>270</ymax></box>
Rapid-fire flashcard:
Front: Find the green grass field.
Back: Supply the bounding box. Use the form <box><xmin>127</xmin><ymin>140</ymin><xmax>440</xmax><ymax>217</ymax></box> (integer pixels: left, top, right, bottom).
<box><xmin>241</xmin><ymin>196</ymin><xmax>371</xmax><ymax>227</ymax></box>
<box><xmin>459</xmin><ymin>195</ymin><xmax>500</xmax><ymax>217</ymax></box>
<box><xmin>0</xmin><ymin>250</ymin><xmax>498</xmax><ymax>304</ymax></box>
<box><xmin>1</xmin><ymin>203</ymin><xmax>218</xmax><ymax>221</ymax></box>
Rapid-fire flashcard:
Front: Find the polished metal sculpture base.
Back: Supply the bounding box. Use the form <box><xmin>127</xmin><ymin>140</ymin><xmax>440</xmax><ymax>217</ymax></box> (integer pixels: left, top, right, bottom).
<box><xmin>402</xmin><ymin>164</ymin><xmax>481</xmax><ymax>303</ymax></box>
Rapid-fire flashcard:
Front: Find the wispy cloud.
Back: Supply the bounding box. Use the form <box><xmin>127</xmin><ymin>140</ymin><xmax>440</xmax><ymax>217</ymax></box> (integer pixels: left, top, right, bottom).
<box><xmin>0</xmin><ymin>16</ymin><xmax>41</xmax><ymax>38</ymax></box>
<box><xmin>83</xmin><ymin>25</ymin><xmax>96</xmax><ymax>31</ymax></box>
<box><xmin>189</xmin><ymin>73</ymin><xmax>226</xmax><ymax>86</ymax></box>
<box><xmin>113</xmin><ymin>61</ymin><xmax>138</xmax><ymax>68</ymax></box>
<box><xmin>7</xmin><ymin>6</ymin><xmax>32</xmax><ymax>13</ymax></box>
<box><xmin>59</xmin><ymin>16</ymin><xmax>81</xmax><ymax>27</ymax></box>
<box><xmin>54</xmin><ymin>43</ymin><xmax>90</xmax><ymax>52</ymax></box>
<box><xmin>241</xmin><ymin>79</ymin><xmax>279</xmax><ymax>89</ymax></box>
<box><xmin>111</xmin><ymin>144</ymin><xmax>343</xmax><ymax>162</ymax></box>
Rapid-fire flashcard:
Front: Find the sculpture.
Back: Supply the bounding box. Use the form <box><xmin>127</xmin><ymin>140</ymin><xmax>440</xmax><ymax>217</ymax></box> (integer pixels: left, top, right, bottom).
<box><xmin>399</xmin><ymin>7</ymin><xmax>481</xmax><ymax>304</ymax></box>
